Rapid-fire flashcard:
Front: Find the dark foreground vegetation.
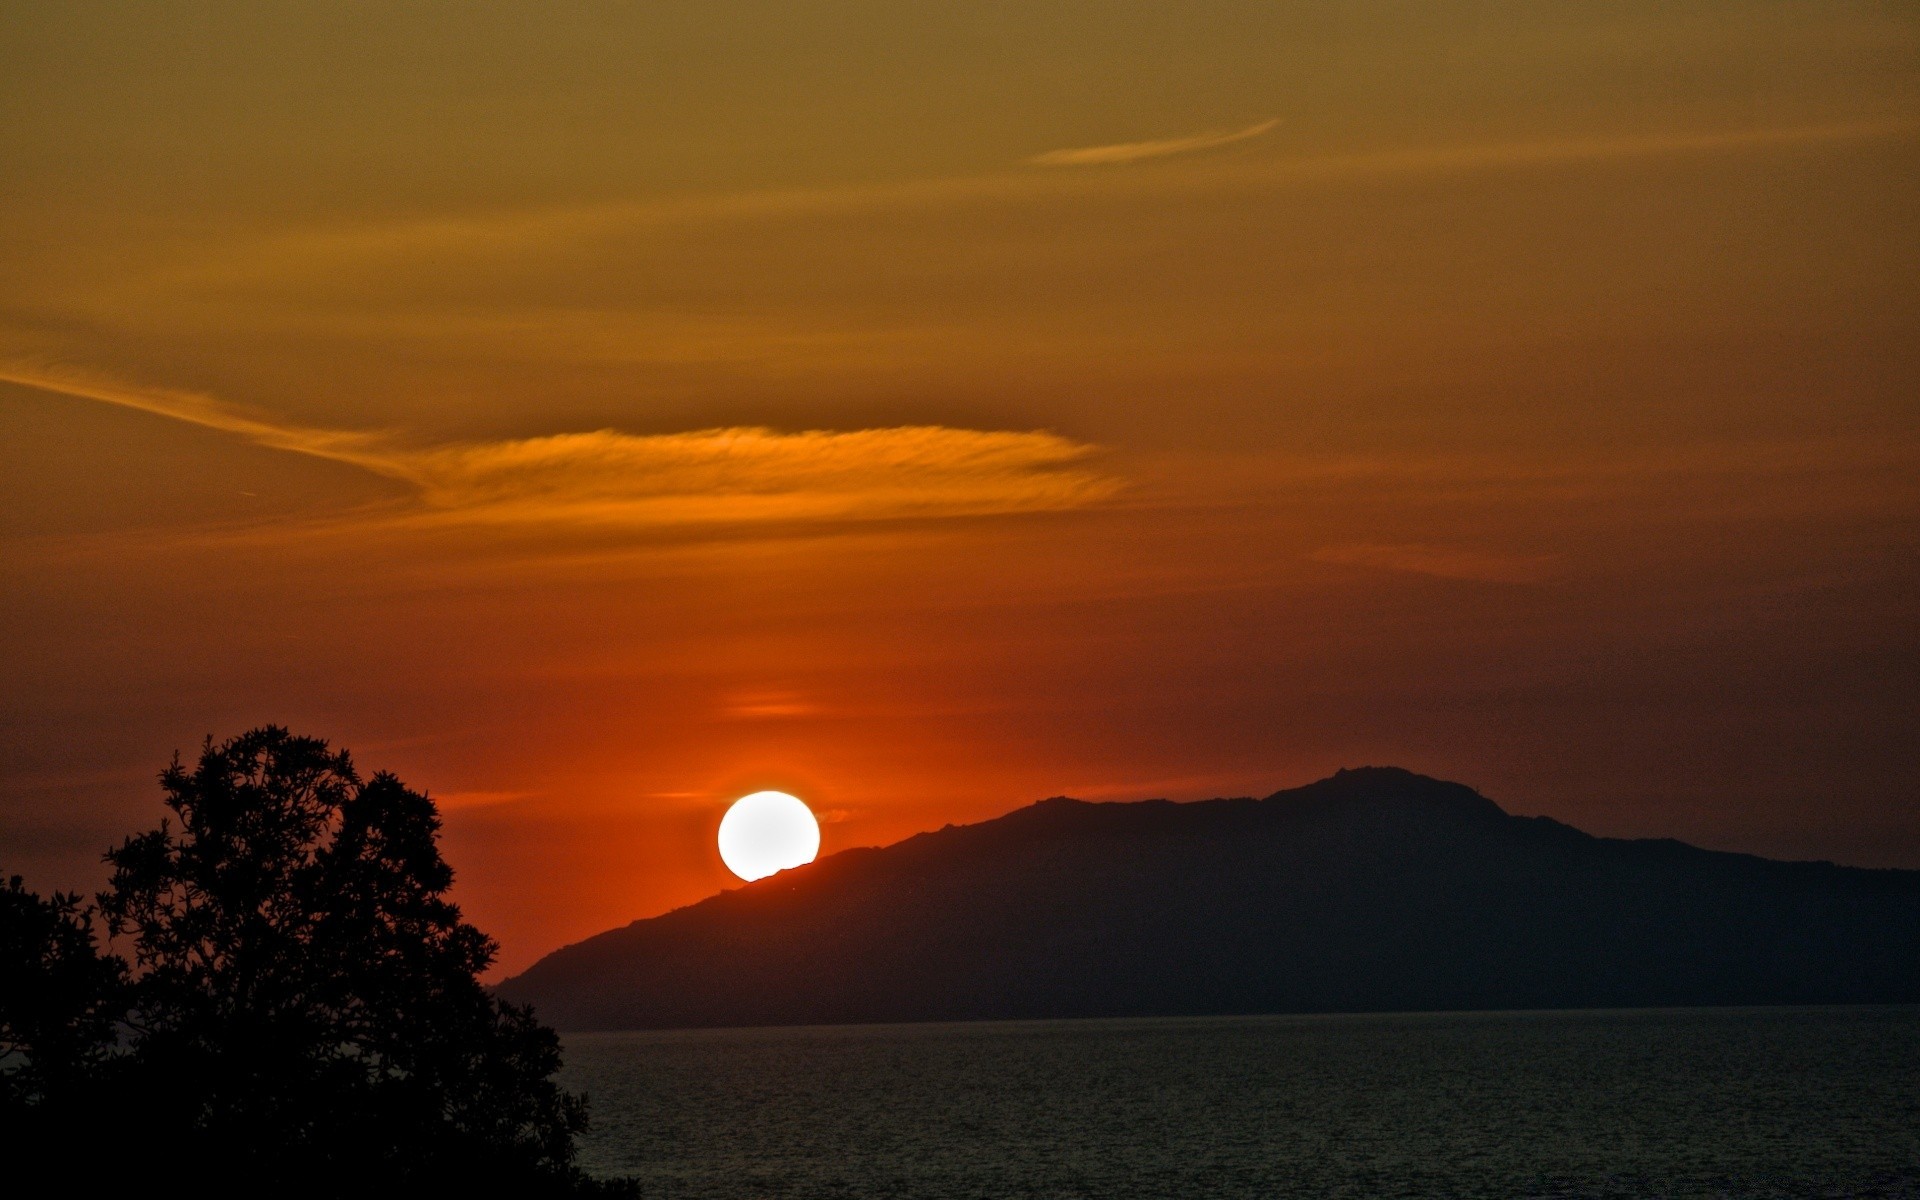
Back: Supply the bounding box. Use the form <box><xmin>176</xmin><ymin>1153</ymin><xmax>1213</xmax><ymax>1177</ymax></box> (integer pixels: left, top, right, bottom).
<box><xmin>1</xmin><ymin>728</ymin><xmax>632</xmax><ymax>1197</ymax></box>
<box><xmin>504</xmin><ymin>767</ymin><xmax>1920</xmax><ymax>1030</ymax></box>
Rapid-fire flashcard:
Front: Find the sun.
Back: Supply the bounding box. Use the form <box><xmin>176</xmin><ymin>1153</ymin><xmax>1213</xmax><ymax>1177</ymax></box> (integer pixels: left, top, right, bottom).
<box><xmin>717</xmin><ymin>791</ymin><xmax>821</xmax><ymax>882</ymax></box>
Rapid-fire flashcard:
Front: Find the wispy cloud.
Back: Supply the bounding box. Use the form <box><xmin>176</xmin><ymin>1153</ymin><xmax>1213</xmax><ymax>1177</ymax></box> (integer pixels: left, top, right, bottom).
<box><xmin>0</xmin><ymin>365</ymin><xmax>387</xmax><ymax>469</ymax></box>
<box><xmin>1029</xmin><ymin>119</ymin><xmax>1280</xmax><ymax>167</ymax></box>
<box><xmin>432</xmin><ymin>790</ymin><xmax>536</xmax><ymax>812</ymax></box>
<box><xmin>395</xmin><ymin>425</ymin><xmax>1114</xmax><ymax>526</ymax></box>
<box><xmin>1310</xmin><ymin>542</ymin><xmax>1557</xmax><ymax>585</ymax></box>
<box><xmin>0</xmin><ymin>364</ymin><xmax>1118</xmax><ymax>529</ymax></box>
<box><xmin>86</xmin><ymin>119</ymin><xmax>1911</xmax><ymax>303</ymax></box>
<box><xmin>720</xmin><ymin>690</ymin><xmax>820</xmax><ymax>720</ymax></box>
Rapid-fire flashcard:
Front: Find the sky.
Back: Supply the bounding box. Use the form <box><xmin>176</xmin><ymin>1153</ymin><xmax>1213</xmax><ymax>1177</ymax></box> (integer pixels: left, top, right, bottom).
<box><xmin>3</xmin><ymin>1</ymin><xmax>1916</xmax><ymax>975</ymax></box>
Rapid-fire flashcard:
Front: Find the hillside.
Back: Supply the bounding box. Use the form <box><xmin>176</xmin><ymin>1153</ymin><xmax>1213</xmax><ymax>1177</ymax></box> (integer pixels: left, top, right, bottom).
<box><xmin>497</xmin><ymin>768</ymin><xmax>1920</xmax><ymax>1030</ymax></box>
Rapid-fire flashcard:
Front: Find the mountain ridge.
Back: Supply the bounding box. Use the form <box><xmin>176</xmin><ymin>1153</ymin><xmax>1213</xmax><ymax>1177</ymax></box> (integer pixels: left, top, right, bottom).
<box><xmin>498</xmin><ymin>768</ymin><xmax>1920</xmax><ymax>1030</ymax></box>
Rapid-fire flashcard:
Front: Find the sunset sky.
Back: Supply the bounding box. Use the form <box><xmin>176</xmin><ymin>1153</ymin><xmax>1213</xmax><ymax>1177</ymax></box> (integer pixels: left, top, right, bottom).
<box><xmin>3</xmin><ymin>1</ymin><xmax>1916</xmax><ymax>975</ymax></box>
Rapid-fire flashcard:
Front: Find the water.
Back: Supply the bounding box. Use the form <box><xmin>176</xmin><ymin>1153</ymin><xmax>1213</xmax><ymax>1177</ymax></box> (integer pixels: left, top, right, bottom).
<box><xmin>558</xmin><ymin>1006</ymin><xmax>1920</xmax><ymax>1198</ymax></box>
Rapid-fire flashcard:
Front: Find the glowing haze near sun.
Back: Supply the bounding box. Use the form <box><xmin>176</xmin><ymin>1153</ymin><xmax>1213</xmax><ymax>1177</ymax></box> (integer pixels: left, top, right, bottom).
<box><xmin>717</xmin><ymin>791</ymin><xmax>822</xmax><ymax>882</ymax></box>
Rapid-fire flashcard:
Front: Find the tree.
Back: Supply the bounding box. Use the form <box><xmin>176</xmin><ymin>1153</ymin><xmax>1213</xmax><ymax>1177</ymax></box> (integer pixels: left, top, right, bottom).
<box><xmin>0</xmin><ymin>875</ymin><xmax>124</xmax><ymax>1112</ymax></box>
<box><xmin>8</xmin><ymin>727</ymin><xmax>629</xmax><ymax>1196</ymax></box>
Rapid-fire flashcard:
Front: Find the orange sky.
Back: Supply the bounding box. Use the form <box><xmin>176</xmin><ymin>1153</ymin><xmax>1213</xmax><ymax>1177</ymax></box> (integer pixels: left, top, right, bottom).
<box><xmin>3</xmin><ymin>2</ymin><xmax>1917</xmax><ymax>974</ymax></box>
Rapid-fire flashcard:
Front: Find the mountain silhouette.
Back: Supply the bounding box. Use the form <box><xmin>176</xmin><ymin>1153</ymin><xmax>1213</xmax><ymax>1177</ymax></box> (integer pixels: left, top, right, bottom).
<box><xmin>497</xmin><ymin>768</ymin><xmax>1920</xmax><ymax>1030</ymax></box>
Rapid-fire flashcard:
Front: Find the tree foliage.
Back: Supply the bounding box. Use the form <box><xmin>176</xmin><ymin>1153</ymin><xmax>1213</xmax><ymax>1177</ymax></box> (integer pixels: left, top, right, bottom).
<box><xmin>0</xmin><ymin>875</ymin><xmax>124</xmax><ymax>1108</ymax></box>
<box><xmin>2</xmin><ymin>727</ymin><xmax>630</xmax><ymax>1196</ymax></box>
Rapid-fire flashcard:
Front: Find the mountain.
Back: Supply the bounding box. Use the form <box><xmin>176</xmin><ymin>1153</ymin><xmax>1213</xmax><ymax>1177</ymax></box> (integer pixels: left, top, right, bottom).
<box><xmin>496</xmin><ymin>768</ymin><xmax>1920</xmax><ymax>1030</ymax></box>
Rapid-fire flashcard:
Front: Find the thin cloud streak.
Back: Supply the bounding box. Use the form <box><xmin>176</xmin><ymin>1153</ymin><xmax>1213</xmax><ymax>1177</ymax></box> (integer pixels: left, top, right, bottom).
<box><xmin>89</xmin><ymin>118</ymin><xmax>1913</xmax><ymax>300</ymax></box>
<box><xmin>0</xmin><ymin>365</ymin><xmax>388</xmax><ymax>471</ymax></box>
<box><xmin>0</xmin><ymin>365</ymin><xmax>1119</xmax><ymax>529</ymax></box>
<box><xmin>1310</xmin><ymin>542</ymin><xmax>1558</xmax><ymax>585</ymax></box>
<box><xmin>1029</xmin><ymin>119</ymin><xmax>1281</xmax><ymax>166</ymax></box>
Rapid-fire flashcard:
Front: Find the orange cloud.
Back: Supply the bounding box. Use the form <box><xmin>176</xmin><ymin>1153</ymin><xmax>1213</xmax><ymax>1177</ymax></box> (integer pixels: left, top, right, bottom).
<box><xmin>1029</xmin><ymin>119</ymin><xmax>1281</xmax><ymax>166</ymax></box>
<box><xmin>0</xmin><ymin>364</ymin><xmax>1118</xmax><ymax>529</ymax></box>
<box><xmin>69</xmin><ymin>119</ymin><xmax>1908</xmax><ymax>313</ymax></box>
<box><xmin>721</xmin><ymin>690</ymin><xmax>821</xmax><ymax>720</ymax></box>
<box><xmin>396</xmin><ymin>426</ymin><xmax>1114</xmax><ymax>527</ymax></box>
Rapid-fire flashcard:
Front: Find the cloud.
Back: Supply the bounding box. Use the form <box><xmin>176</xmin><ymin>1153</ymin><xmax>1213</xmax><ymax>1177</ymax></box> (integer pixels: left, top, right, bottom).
<box><xmin>721</xmin><ymin>690</ymin><xmax>820</xmax><ymax>720</ymax></box>
<box><xmin>0</xmin><ymin>364</ymin><xmax>387</xmax><ymax>470</ymax></box>
<box><xmin>431</xmin><ymin>790</ymin><xmax>536</xmax><ymax>812</ymax></box>
<box><xmin>1029</xmin><ymin>119</ymin><xmax>1280</xmax><ymax>167</ymax></box>
<box><xmin>396</xmin><ymin>425</ymin><xmax>1114</xmax><ymax>526</ymax></box>
<box><xmin>1310</xmin><ymin>542</ymin><xmax>1556</xmax><ymax>585</ymax></box>
<box><xmin>90</xmin><ymin>118</ymin><xmax>1911</xmax><ymax>304</ymax></box>
<box><xmin>0</xmin><ymin>364</ymin><xmax>1118</xmax><ymax>529</ymax></box>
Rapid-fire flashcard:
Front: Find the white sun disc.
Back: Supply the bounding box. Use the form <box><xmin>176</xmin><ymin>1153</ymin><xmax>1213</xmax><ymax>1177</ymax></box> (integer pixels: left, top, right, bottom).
<box><xmin>717</xmin><ymin>791</ymin><xmax>821</xmax><ymax>882</ymax></box>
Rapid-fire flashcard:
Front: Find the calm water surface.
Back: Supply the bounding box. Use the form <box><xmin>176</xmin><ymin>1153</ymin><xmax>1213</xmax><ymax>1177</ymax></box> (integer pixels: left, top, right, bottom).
<box><xmin>559</xmin><ymin>1006</ymin><xmax>1920</xmax><ymax>1198</ymax></box>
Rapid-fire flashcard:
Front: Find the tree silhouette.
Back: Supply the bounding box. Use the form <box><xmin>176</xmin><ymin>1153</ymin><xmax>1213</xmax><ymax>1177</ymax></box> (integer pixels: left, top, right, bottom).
<box><xmin>4</xmin><ymin>727</ymin><xmax>631</xmax><ymax>1196</ymax></box>
<box><xmin>0</xmin><ymin>875</ymin><xmax>123</xmax><ymax>1112</ymax></box>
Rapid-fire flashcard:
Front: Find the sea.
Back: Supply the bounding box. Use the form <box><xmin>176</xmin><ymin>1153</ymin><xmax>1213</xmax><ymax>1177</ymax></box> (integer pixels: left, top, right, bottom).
<box><xmin>558</xmin><ymin>1006</ymin><xmax>1920</xmax><ymax>1199</ymax></box>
